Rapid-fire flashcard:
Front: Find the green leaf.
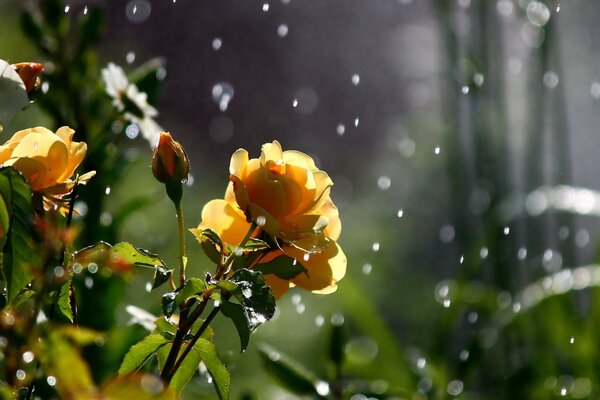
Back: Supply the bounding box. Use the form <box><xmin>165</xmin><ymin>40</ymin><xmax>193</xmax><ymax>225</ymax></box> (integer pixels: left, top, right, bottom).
<box><xmin>0</xmin><ymin>167</ymin><xmax>38</xmax><ymax>304</ymax></box>
<box><xmin>190</xmin><ymin>228</ymin><xmax>223</xmax><ymax>264</ymax></box>
<box><xmin>119</xmin><ymin>333</ymin><xmax>170</xmax><ymax>375</ymax></box>
<box><xmin>0</xmin><ymin>60</ymin><xmax>29</xmax><ymax>131</ymax></box>
<box><xmin>154</xmin><ymin>317</ymin><xmax>177</xmax><ymax>338</ymax></box>
<box><xmin>254</xmin><ymin>255</ymin><xmax>308</xmax><ymax>280</ymax></box>
<box><xmin>220</xmin><ymin>299</ymin><xmax>250</xmax><ymax>352</ymax></box>
<box><xmin>216</xmin><ymin>281</ymin><xmax>238</xmax><ymax>294</ymax></box>
<box><xmin>169</xmin><ymin>343</ymin><xmax>202</xmax><ymax>395</ymax></box>
<box><xmin>242</xmin><ymin>238</ymin><xmax>270</xmax><ymax>251</ymax></box>
<box><xmin>175</xmin><ymin>278</ymin><xmax>206</xmax><ymax>306</ymax></box>
<box><xmin>194</xmin><ymin>338</ymin><xmax>231</xmax><ymax>400</ymax></box>
<box><xmin>162</xmin><ymin>291</ymin><xmax>178</xmax><ymax>318</ymax></box>
<box><xmin>228</xmin><ymin>269</ymin><xmax>276</xmax><ymax>330</ymax></box>
<box><xmin>57</xmin><ymin>281</ymin><xmax>74</xmax><ymax>322</ymax></box>
<box><xmin>70</xmin><ymin>242</ymin><xmax>171</xmax><ymax>286</ymax></box>
<box><xmin>257</xmin><ymin>343</ymin><xmax>321</xmax><ymax>396</ymax></box>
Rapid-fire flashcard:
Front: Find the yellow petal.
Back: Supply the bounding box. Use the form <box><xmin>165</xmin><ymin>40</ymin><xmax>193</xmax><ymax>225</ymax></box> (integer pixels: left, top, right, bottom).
<box><xmin>284</xmin><ymin>241</ymin><xmax>346</xmax><ymax>293</ymax></box>
<box><xmin>6</xmin><ymin>157</ymin><xmax>47</xmax><ymax>191</ymax></box>
<box><xmin>247</xmin><ymin>203</ymin><xmax>279</xmax><ymax>237</ymax></box>
<box><xmin>55</xmin><ymin>126</ymin><xmax>75</xmax><ymax>147</ymax></box>
<box><xmin>229</xmin><ymin>174</ymin><xmax>250</xmax><ymax>211</ymax></box>
<box><xmin>259</xmin><ymin>141</ymin><xmax>283</xmax><ymax>164</ymax></box>
<box><xmin>58</xmin><ymin>141</ymin><xmax>87</xmax><ymax>182</ymax></box>
<box><xmin>244</xmin><ymin>159</ymin><xmax>287</xmax><ymax>217</ymax></box>
<box><xmin>321</xmin><ymin>199</ymin><xmax>341</xmax><ymax>241</ymax></box>
<box><xmin>282</xmin><ymin>150</ymin><xmax>318</xmax><ymax>171</ymax></box>
<box><xmin>229</xmin><ymin>148</ymin><xmax>248</xmax><ymax>176</ymax></box>
<box><xmin>197</xmin><ymin>199</ymin><xmax>251</xmax><ymax>245</ymax></box>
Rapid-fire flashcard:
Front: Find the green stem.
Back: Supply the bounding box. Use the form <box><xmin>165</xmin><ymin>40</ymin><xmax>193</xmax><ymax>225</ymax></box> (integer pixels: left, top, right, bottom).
<box><xmin>167</xmin><ymin>305</ymin><xmax>220</xmax><ymax>381</ymax></box>
<box><xmin>175</xmin><ymin>201</ymin><xmax>187</xmax><ymax>285</ymax></box>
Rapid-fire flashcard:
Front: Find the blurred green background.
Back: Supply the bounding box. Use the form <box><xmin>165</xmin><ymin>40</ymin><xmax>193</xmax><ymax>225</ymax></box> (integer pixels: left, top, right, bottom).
<box><xmin>4</xmin><ymin>0</ymin><xmax>600</xmax><ymax>399</ymax></box>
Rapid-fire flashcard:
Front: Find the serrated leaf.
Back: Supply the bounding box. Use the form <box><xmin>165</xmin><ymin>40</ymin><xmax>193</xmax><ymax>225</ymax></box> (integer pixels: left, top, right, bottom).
<box><xmin>154</xmin><ymin>317</ymin><xmax>177</xmax><ymax>338</ymax></box>
<box><xmin>228</xmin><ymin>269</ymin><xmax>276</xmax><ymax>330</ymax></box>
<box><xmin>101</xmin><ymin>373</ymin><xmax>176</xmax><ymax>399</ymax></box>
<box><xmin>0</xmin><ymin>60</ymin><xmax>29</xmax><ymax>130</ymax></box>
<box><xmin>169</xmin><ymin>342</ymin><xmax>202</xmax><ymax>395</ymax></box>
<box><xmin>254</xmin><ymin>255</ymin><xmax>308</xmax><ymax>280</ymax></box>
<box><xmin>242</xmin><ymin>238</ymin><xmax>270</xmax><ymax>251</ymax></box>
<box><xmin>162</xmin><ymin>291</ymin><xmax>178</xmax><ymax>318</ymax></box>
<box><xmin>57</xmin><ymin>281</ymin><xmax>74</xmax><ymax>322</ymax></box>
<box><xmin>191</xmin><ymin>228</ymin><xmax>223</xmax><ymax>264</ymax></box>
<box><xmin>0</xmin><ymin>167</ymin><xmax>38</xmax><ymax>304</ymax></box>
<box><xmin>70</xmin><ymin>242</ymin><xmax>170</xmax><ymax>285</ymax></box>
<box><xmin>220</xmin><ymin>299</ymin><xmax>250</xmax><ymax>352</ymax></box>
<box><xmin>257</xmin><ymin>343</ymin><xmax>321</xmax><ymax>396</ymax></box>
<box><xmin>175</xmin><ymin>278</ymin><xmax>206</xmax><ymax>306</ymax></box>
<box><xmin>194</xmin><ymin>338</ymin><xmax>231</xmax><ymax>400</ymax></box>
<box><xmin>119</xmin><ymin>334</ymin><xmax>170</xmax><ymax>375</ymax></box>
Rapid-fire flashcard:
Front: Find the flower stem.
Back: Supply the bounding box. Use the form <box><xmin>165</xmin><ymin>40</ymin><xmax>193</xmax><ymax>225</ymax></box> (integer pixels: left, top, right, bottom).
<box><xmin>175</xmin><ymin>201</ymin><xmax>187</xmax><ymax>285</ymax></box>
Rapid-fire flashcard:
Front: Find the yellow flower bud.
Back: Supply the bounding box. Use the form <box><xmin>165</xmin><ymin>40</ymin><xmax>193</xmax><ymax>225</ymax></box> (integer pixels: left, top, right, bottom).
<box><xmin>152</xmin><ymin>132</ymin><xmax>190</xmax><ymax>184</ymax></box>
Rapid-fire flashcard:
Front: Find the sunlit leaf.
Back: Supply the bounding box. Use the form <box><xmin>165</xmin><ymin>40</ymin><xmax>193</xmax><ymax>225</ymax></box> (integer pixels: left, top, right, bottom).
<box><xmin>58</xmin><ymin>325</ymin><xmax>102</xmax><ymax>346</ymax></box>
<box><xmin>175</xmin><ymin>278</ymin><xmax>206</xmax><ymax>306</ymax></box>
<box><xmin>70</xmin><ymin>242</ymin><xmax>170</xmax><ymax>285</ymax></box>
<box><xmin>194</xmin><ymin>338</ymin><xmax>231</xmax><ymax>400</ymax></box>
<box><xmin>0</xmin><ymin>60</ymin><xmax>29</xmax><ymax>131</ymax></box>
<box><xmin>168</xmin><ymin>342</ymin><xmax>202</xmax><ymax>395</ymax></box>
<box><xmin>100</xmin><ymin>373</ymin><xmax>176</xmax><ymax>399</ymax></box>
<box><xmin>257</xmin><ymin>343</ymin><xmax>321</xmax><ymax>396</ymax></box>
<box><xmin>241</xmin><ymin>238</ymin><xmax>270</xmax><ymax>252</ymax></box>
<box><xmin>228</xmin><ymin>269</ymin><xmax>276</xmax><ymax>330</ymax></box>
<box><xmin>57</xmin><ymin>281</ymin><xmax>74</xmax><ymax>322</ymax></box>
<box><xmin>220</xmin><ymin>299</ymin><xmax>250</xmax><ymax>352</ymax></box>
<box><xmin>119</xmin><ymin>334</ymin><xmax>170</xmax><ymax>375</ymax></box>
<box><xmin>0</xmin><ymin>167</ymin><xmax>38</xmax><ymax>304</ymax></box>
<box><xmin>254</xmin><ymin>255</ymin><xmax>308</xmax><ymax>280</ymax></box>
<box><xmin>190</xmin><ymin>228</ymin><xmax>223</xmax><ymax>264</ymax></box>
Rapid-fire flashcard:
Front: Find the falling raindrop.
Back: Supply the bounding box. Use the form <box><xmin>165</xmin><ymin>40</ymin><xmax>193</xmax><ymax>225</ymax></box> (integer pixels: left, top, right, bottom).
<box><xmin>22</xmin><ymin>351</ymin><xmax>34</xmax><ymax>363</ymax></box>
<box><xmin>105</xmin><ymin>186</ymin><xmax>112</xmax><ymax>195</ymax></box>
<box><xmin>291</xmin><ymin>293</ymin><xmax>302</xmax><ymax>305</ymax></box>
<box><xmin>503</xmin><ymin>226</ymin><xmax>510</xmax><ymax>235</ymax></box>
<box><xmin>351</xmin><ymin>74</ymin><xmax>360</xmax><ymax>85</ymax></box>
<box><xmin>354</xmin><ymin>117</ymin><xmax>360</xmax><ymax>127</ymax></box>
<box><xmin>145</xmin><ymin>282</ymin><xmax>152</xmax><ymax>292</ymax></box>
<box><xmin>480</xmin><ymin>247</ymin><xmax>489</xmax><ymax>259</ymax></box>
<box><xmin>447</xmin><ymin>380</ymin><xmax>464</xmax><ymax>396</ymax></box>
<box><xmin>372</xmin><ymin>242</ymin><xmax>380</xmax><ymax>252</ymax></box>
<box><xmin>292</xmin><ymin>98</ymin><xmax>298</xmax><ymax>107</ymax></box>
<box><xmin>296</xmin><ymin>303</ymin><xmax>305</xmax><ymax>314</ymax></box>
<box><xmin>461</xmin><ymin>85</ymin><xmax>470</xmax><ymax>94</ymax></box>
<box><xmin>125</xmin><ymin>0</ymin><xmax>152</xmax><ymax>23</ymax></box>
<box><xmin>526</xmin><ymin>1</ymin><xmax>551</xmax><ymax>27</ymax></box>
<box><xmin>377</xmin><ymin>176</ymin><xmax>391</xmax><ymax>190</ymax></box>
<box><xmin>397</xmin><ymin>209</ymin><xmax>404</xmax><ymax>218</ymax></box>
<box><xmin>496</xmin><ymin>0</ymin><xmax>513</xmax><ymax>16</ymax></box>
<box><xmin>16</xmin><ymin>370</ymin><xmax>26</xmax><ymax>381</ymax></box>
<box><xmin>212</xmin><ymin>82</ymin><xmax>234</xmax><ymax>112</ymax></box>
<box><xmin>277</xmin><ymin>24</ymin><xmax>289</xmax><ymax>37</ymax></box>
<box><xmin>439</xmin><ymin>224</ymin><xmax>455</xmax><ymax>243</ymax></box>
<box><xmin>212</xmin><ymin>38</ymin><xmax>222</xmax><ymax>50</ymax></box>
<box><xmin>85</xmin><ymin>277</ymin><xmax>94</xmax><ymax>288</ymax></box>
<box><xmin>292</xmin><ymin>87</ymin><xmax>318</xmax><ymax>114</ymax></box>
<box><xmin>473</xmin><ymin>73</ymin><xmax>485</xmax><ymax>86</ymax></box>
<box><xmin>64</xmin><ymin>5</ymin><xmax>70</xmax><ymax>13</ymax></box>
<box><xmin>125</xmin><ymin>124</ymin><xmax>139</xmax><ymax>139</ymax></box>
<box><xmin>434</xmin><ymin>146</ymin><xmax>441</xmax><ymax>154</ymax></box>
<box><xmin>569</xmin><ymin>337</ymin><xmax>574</xmax><ymax>344</ymax></box>
<box><xmin>83</xmin><ymin>5</ymin><xmax>88</xmax><ymax>14</ymax></box>
<box><xmin>315</xmin><ymin>381</ymin><xmax>330</xmax><ymax>397</ymax></box>
<box><xmin>336</xmin><ymin>124</ymin><xmax>345</xmax><ymax>136</ymax></box>
<box><xmin>262</xmin><ymin>3</ymin><xmax>270</xmax><ymax>11</ymax></box>
<box><xmin>517</xmin><ymin>247</ymin><xmax>527</xmax><ymax>260</ymax></box>
<box><xmin>88</xmin><ymin>263</ymin><xmax>99</xmax><ymax>274</ymax></box>
<box><xmin>126</xmin><ymin>51</ymin><xmax>136</xmax><ymax>64</ymax></box>
<box><xmin>459</xmin><ymin>350</ymin><xmax>469</xmax><ymax>361</ymax></box>
<box><xmin>315</xmin><ymin>315</ymin><xmax>325</xmax><ymax>327</ymax></box>
<box><xmin>362</xmin><ymin>263</ymin><xmax>372</xmax><ymax>274</ymax></box>
<box><xmin>543</xmin><ymin>71</ymin><xmax>559</xmax><ymax>89</ymax></box>
<box><xmin>47</xmin><ymin>376</ymin><xmax>57</xmax><ymax>386</ymax></box>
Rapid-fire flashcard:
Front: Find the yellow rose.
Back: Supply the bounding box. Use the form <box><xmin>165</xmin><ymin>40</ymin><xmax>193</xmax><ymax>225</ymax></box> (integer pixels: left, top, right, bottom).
<box><xmin>227</xmin><ymin>141</ymin><xmax>334</xmax><ymax>247</ymax></box>
<box><xmin>0</xmin><ymin>126</ymin><xmax>94</xmax><ymax>208</ymax></box>
<box><xmin>195</xmin><ymin>141</ymin><xmax>346</xmax><ymax>298</ymax></box>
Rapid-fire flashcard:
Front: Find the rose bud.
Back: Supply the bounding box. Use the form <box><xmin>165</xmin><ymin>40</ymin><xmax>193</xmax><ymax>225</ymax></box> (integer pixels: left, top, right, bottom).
<box><xmin>12</xmin><ymin>62</ymin><xmax>44</xmax><ymax>94</ymax></box>
<box><xmin>152</xmin><ymin>132</ymin><xmax>190</xmax><ymax>184</ymax></box>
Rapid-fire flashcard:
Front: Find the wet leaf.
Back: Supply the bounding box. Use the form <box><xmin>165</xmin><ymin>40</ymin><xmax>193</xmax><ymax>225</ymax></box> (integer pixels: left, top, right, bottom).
<box><xmin>0</xmin><ymin>167</ymin><xmax>38</xmax><ymax>304</ymax></box>
<box><xmin>162</xmin><ymin>291</ymin><xmax>178</xmax><ymax>318</ymax></box>
<box><xmin>168</xmin><ymin>342</ymin><xmax>201</xmax><ymax>395</ymax></box>
<box><xmin>119</xmin><ymin>333</ymin><xmax>170</xmax><ymax>375</ymax></box>
<box><xmin>228</xmin><ymin>269</ymin><xmax>276</xmax><ymax>330</ymax></box>
<box><xmin>58</xmin><ymin>325</ymin><xmax>102</xmax><ymax>346</ymax></box>
<box><xmin>241</xmin><ymin>238</ymin><xmax>270</xmax><ymax>251</ymax></box>
<box><xmin>175</xmin><ymin>278</ymin><xmax>206</xmax><ymax>306</ymax></box>
<box><xmin>254</xmin><ymin>255</ymin><xmax>308</xmax><ymax>280</ymax></box>
<box><xmin>257</xmin><ymin>343</ymin><xmax>321</xmax><ymax>396</ymax></box>
<box><xmin>220</xmin><ymin>299</ymin><xmax>250</xmax><ymax>352</ymax></box>
<box><xmin>194</xmin><ymin>338</ymin><xmax>231</xmax><ymax>400</ymax></box>
<box><xmin>70</xmin><ymin>241</ymin><xmax>170</xmax><ymax>284</ymax></box>
<box><xmin>101</xmin><ymin>373</ymin><xmax>176</xmax><ymax>399</ymax></box>
<box><xmin>57</xmin><ymin>281</ymin><xmax>74</xmax><ymax>322</ymax></box>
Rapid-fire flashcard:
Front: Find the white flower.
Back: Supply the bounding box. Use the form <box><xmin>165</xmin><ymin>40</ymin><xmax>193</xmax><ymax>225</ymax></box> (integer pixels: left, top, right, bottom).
<box><xmin>101</xmin><ymin>63</ymin><xmax>163</xmax><ymax>147</ymax></box>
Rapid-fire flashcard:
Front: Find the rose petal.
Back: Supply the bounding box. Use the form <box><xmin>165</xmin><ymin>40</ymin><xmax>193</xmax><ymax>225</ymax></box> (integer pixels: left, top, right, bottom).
<box><xmin>197</xmin><ymin>199</ymin><xmax>251</xmax><ymax>245</ymax></box>
<box><xmin>284</xmin><ymin>241</ymin><xmax>346</xmax><ymax>293</ymax></box>
<box><xmin>229</xmin><ymin>148</ymin><xmax>249</xmax><ymax>177</ymax></box>
<box><xmin>259</xmin><ymin>141</ymin><xmax>283</xmax><ymax>165</ymax></box>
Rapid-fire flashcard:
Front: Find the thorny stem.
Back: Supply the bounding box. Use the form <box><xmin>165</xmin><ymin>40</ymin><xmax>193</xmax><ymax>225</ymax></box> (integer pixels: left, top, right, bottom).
<box><xmin>161</xmin><ymin>222</ymin><xmax>258</xmax><ymax>382</ymax></box>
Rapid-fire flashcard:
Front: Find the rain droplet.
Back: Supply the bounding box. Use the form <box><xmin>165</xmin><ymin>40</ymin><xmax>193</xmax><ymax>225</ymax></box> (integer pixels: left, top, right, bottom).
<box><xmin>212</xmin><ymin>82</ymin><xmax>234</xmax><ymax>112</ymax></box>
<box><xmin>503</xmin><ymin>226</ymin><xmax>510</xmax><ymax>235</ymax></box>
<box><xmin>354</xmin><ymin>117</ymin><xmax>359</xmax><ymax>127</ymax></box>
<box><xmin>362</xmin><ymin>263</ymin><xmax>372</xmax><ymax>274</ymax></box>
<box><xmin>416</xmin><ymin>357</ymin><xmax>426</xmax><ymax>369</ymax></box>
<box><xmin>473</xmin><ymin>73</ymin><xmax>485</xmax><ymax>86</ymax></box>
<box><xmin>351</xmin><ymin>74</ymin><xmax>360</xmax><ymax>85</ymax></box>
<box><xmin>315</xmin><ymin>315</ymin><xmax>325</xmax><ymax>326</ymax></box>
<box><xmin>447</xmin><ymin>380</ymin><xmax>464</xmax><ymax>396</ymax></box>
<box><xmin>315</xmin><ymin>381</ymin><xmax>330</xmax><ymax>396</ymax></box>
<box><xmin>569</xmin><ymin>336</ymin><xmax>574</xmax><ymax>344</ymax></box>
<box><xmin>556</xmin><ymin>4</ymin><xmax>560</xmax><ymax>12</ymax></box>
<box><xmin>496</xmin><ymin>0</ymin><xmax>513</xmax><ymax>16</ymax></box>
<box><xmin>83</xmin><ymin>5</ymin><xmax>88</xmax><ymax>14</ymax></box>
<box><xmin>145</xmin><ymin>282</ymin><xmax>152</xmax><ymax>292</ymax></box>
<box><xmin>277</xmin><ymin>24</ymin><xmax>289</xmax><ymax>37</ymax></box>
<box><xmin>461</xmin><ymin>85</ymin><xmax>470</xmax><ymax>94</ymax></box>
<box><xmin>331</xmin><ymin>313</ymin><xmax>344</xmax><ymax>326</ymax></box>
<box><xmin>88</xmin><ymin>263</ymin><xmax>99</xmax><ymax>274</ymax></box>
<box><xmin>126</xmin><ymin>0</ymin><xmax>152</xmax><ymax>23</ymax></box>
<box><xmin>212</xmin><ymin>37</ymin><xmax>222</xmax><ymax>50</ymax></box>
<box><xmin>125</xmin><ymin>124</ymin><xmax>139</xmax><ymax>139</ymax></box>
<box><xmin>397</xmin><ymin>209</ymin><xmax>404</xmax><ymax>218</ymax></box>
<box><xmin>262</xmin><ymin>3</ymin><xmax>270</xmax><ymax>11</ymax></box>
<box><xmin>126</xmin><ymin>52</ymin><xmax>136</xmax><ymax>64</ymax></box>
<box><xmin>372</xmin><ymin>242</ymin><xmax>380</xmax><ymax>252</ymax></box>
<box><xmin>292</xmin><ymin>98</ymin><xmax>298</xmax><ymax>107</ymax></box>
<box><xmin>543</xmin><ymin>71</ymin><xmax>559</xmax><ymax>89</ymax></box>
<box><xmin>377</xmin><ymin>176</ymin><xmax>391</xmax><ymax>190</ymax></box>
<box><xmin>459</xmin><ymin>350</ymin><xmax>469</xmax><ymax>361</ymax></box>
<box><xmin>71</xmin><ymin>263</ymin><xmax>83</xmax><ymax>274</ymax></box>
<box><xmin>439</xmin><ymin>224</ymin><xmax>455</xmax><ymax>243</ymax></box>
<box><xmin>459</xmin><ymin>255</ymin><xmax>464</xmax><ymax>264</ymax></box>
<box><xmin>434</xmin><ymin>146</ymin><xmax>440</xmax><ymax>154</ymax></box>
<box><xmin>526</xmin><ymin>1</ymin><xmax>551</xmax><ymax>27</ymax></box>
<box><xmin>47</xmin><ymin>376</ymin><xmax>57</xmax><ymax>386</ymax></box>
<box><xmin>22</xmin><ymin>351</ymin><xmax>34</xmax><ymax>363</ymax></box>
<box><xmin>85</xmin><ymin>277</ymin><xmax>94</xmax><ymax>288</ymax></box>
<box><xmin>518</xmin><ymin>247</ymin><xmax>527</xmax><ymax>260</ymax></box>
<box><xmin>64</xmin><ymin>5</ymin><xmax>71</xmax><ymax>13</ymax></box>
<box><xmin>295</xmin><ymin>303</ymin><xmax>305</xmax><ymax>314</ymax></box>
<box><xmin>336</xmin><ymin>124</ymin><xmax>345</xmax><ymax>136</ymax></box>
<box><xmin>291</xmin><ymin>293</ymin><xmax>302</xmax><ymax>305</ymax></box>
<box><xmin>16</xmin><ymin>370</ymin><xmax>26</xmax><ymax>381</ymax></box>
<box><xmin>54</xmin><ymin>266</ymin><xmax>64</xmax><ymax>278</ymax></box>
<box><xmin>480</xmin><ymin>247</ymin><xmax>489</xmax><ymax>259</ymax></box>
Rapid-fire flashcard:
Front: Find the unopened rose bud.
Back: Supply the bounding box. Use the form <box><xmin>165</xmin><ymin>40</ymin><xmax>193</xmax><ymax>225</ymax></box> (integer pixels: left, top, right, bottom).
<box><xmin>12</xmin><ymin>62</ymin><xmax>44</xmax><ymax>94</ymax></box>
<box><xmin>152</xmin><ymin>132</ymin><xmax>190</xmax><ymax>184</ymax></box>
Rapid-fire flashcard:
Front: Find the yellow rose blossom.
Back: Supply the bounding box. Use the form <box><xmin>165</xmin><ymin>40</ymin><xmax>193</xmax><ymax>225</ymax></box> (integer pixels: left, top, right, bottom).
<box><xmin>226</xmin><ymin>140</ymin><xmax>335</xmax><ymax>249</ymax></box>
<box><xmin>0</xmin><ymin>126</ymin><xmax>95</xmax><ymax>209</ymax></box>
<box><xmin>195</xmin><ymin>141</ymin><xmax>346</xmax><ymax>298</ymax></box>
